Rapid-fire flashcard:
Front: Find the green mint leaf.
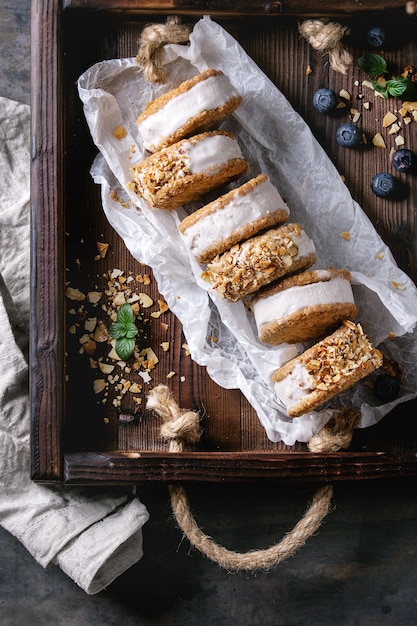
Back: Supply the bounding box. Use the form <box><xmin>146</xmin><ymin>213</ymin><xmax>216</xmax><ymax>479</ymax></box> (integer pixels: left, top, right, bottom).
<box><xmin>359</xmin><ymin>53</ymin><xmax>387</xmax><ymax>78</ymax></box>
<box><xmin>124</xmin><ymin>323</ymin><xmax>139</xmax><ymax>339</ymax></box>
<box><xmin>371</xmin><ymin>81</ymin><xmax>389</xmax><ymax>98</ymax></box>
<box><xmin>109</xmin><ymin>321</ymin><xmax>127</xmax><ymax>339</ymax></box>
<box><xmin>398</xmin><ymin>78</ymin><xmax>417</xmax><ymax>100</ymax></box>
<box><xmin>115</xmin><ymin>337</ymin><xmax>135</xmax><ymax>361</ymax></box>
<box><xmin>386</xmin><ymin>78</ymin><xmax>409</xmax><ymax>97</ymax></box>
<box><xmin>117</xmin><ymin>302</ymin><xmax>135</xmax><ymax>327</ymax></box>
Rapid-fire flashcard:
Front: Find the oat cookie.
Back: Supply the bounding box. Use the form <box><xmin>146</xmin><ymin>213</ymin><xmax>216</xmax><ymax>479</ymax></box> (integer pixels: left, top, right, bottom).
<box><xmin>252</xmin><ymin>268</ymin><xmax>358</xmax><ymax>345</ymax></box>
<box><xmin>128</xmin><ymin>131</ymin><xmax>248</xmax><ymax>211</ymax></box>
<box><xmin>136</xmin><ymin>69</ymin><xmax>242</xmax><ymax>153</ymax></box>
<box><xmin>179</xmin><ymin>174</ymin><xmax>290</xmax><ymax>263</ymax></box>
<box><xmin>272</xmin><ymin>320</ymin><xmax>383</xmax><ymax>417</ymax></box>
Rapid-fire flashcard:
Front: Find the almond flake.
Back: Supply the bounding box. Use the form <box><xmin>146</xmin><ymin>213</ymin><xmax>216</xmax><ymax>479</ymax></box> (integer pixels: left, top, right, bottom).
<box><xmin>388</xmin><ymin>123</ymin><xmax>400</xmax><ymax>135</ymax></box>
<box><xmin>160</xmin><ymin>342</ymin><xmax>170</xmax><ymax>352</ymax></box>
<box><xmin>139</xmin><ymin>293</ymin><xmax>153</xmax><ymax>308</ymax></box>
<box><xmin>372</xmin><ymin>132</ymin><xmax>386</xmax><ymax>148</ymax></box>
<box><xmin>99</xmin><ymin>362</ymin><xmax>115</xmax><ymax>375</ymax></box>
<box><xmin>382</xmin><ymin>111</ymin><xmax>397</xmax><ymax>127</ymax></box>
<box><xmin>93</xmin><ymin>379</ymin><xmax>106</xmax><ymax>394</ymax></box>
<box><xmin>340</xmin><ymin>231</ymin><xmax>351</xmax><ymax>241</ymax></box>
<box><xmin>85</xmin><ymin>317</ymin><xmax>97</xmax><ymax>332</ymax></box>
<box><xmin>66</xmin><ymin>287</ymin><xmax>86</xmax><ymax>301</ymax></box>
<box><xmin>394</xmin><ymin>134</ymin><xmax>405</xmax><ymax>146</ymax></box>
<box><xmin>339</xmin><ymin>88</ymin><xmax>351</xmax><ymax>100</ymax></box>
<box><xmin>87</xmin><ymin>291</ymin><xmax>103</xmax><ymax>304</ymax></box>
<box><xmin>166</xmin><ymin>371</ymin><xmax>176</xmax><ymax>379</ymax></box>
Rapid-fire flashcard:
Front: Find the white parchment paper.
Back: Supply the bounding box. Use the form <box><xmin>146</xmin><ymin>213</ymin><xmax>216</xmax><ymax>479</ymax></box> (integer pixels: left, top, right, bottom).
<box><xmin>78</xmin><ymin>15</ymin><xmax>417</xmax><ymax>445</ymax></box>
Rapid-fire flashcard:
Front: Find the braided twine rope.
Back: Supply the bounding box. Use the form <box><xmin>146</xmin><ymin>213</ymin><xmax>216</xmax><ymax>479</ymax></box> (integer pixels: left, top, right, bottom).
<box><xmin>138</xmin><ymin>17</ymin><xmax>360</xmax><ymax>570</ymax></box>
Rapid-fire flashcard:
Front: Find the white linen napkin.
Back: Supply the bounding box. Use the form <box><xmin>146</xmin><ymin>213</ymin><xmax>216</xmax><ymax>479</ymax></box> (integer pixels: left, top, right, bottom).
<box><xmin>0</xmin><ymin>96</ymin><xmax>149</xmax><ymax>595</ymax></box>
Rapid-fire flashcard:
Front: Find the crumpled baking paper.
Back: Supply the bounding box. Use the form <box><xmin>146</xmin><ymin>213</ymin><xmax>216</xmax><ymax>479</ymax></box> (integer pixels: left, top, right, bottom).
<box><xmin>77</xmin><ymin>15</ymin><xmax>417</xmax><ymax>445</ymax></box>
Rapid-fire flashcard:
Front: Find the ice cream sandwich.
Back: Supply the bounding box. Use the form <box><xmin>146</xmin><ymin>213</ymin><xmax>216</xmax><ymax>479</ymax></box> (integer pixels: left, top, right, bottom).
<box><xmin>179</xmin><ymin>174</ymin><xmax>290</xmax><ymax>263</ymax></box>
<box><xmin>252</xmin><ymin>269</ymin><xmax>358</xmax><ymax>345</ymax></box>
<box><xmin>201</xmin><ymin>223</ymin><xmax>316</xmax><ymax>301</ymax></box>
<box><xmin>272</xmin><ymin>320</ymin><xmax>383</xmax><ymax>417</ymax></box>
<box><xmin>136</xmin><ymin>69</ymin><xmax>242</xmax><ymax>153</ymax></box>
<box><xmin>128</xmin><ymin>131</ymin><xmax>249</xmax><ymax>211</ymax></box>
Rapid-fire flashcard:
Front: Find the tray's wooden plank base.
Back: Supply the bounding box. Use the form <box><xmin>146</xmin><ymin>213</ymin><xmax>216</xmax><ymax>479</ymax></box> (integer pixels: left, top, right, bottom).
<box><xmin>31</xmin><ymin>3</ymin><xmax>417</xmax><ymax>483</ymax></box>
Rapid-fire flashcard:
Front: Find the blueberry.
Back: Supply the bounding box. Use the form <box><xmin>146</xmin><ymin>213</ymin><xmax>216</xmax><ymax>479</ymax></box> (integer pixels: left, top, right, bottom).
<box><xmin>391</xmin><ymin>148</ymin><xmax>414</xmax><ymax>173</ymax></box>
<box><xmin>371</xmin><ymin>172</ymin><xmax>397</xmax><ymax>198</ymax></box>
<box><xmin>367</xmin><ymin>26</ymin><xmax>385</xmax><ymax>48</ymax></box>
<box><xmin>336</xmin><ymin>123</ymin><xmax>362</xmax><ymax>148</ymax></box>
<box><xmin>312</xmin><ymin>88</ymin><xmax>338</xmax><ymax>113</ymax></box>
<box><xmin>374</xmin><ymin>374</ymin><xmax>400</xmax><ymax>401</ymax></box>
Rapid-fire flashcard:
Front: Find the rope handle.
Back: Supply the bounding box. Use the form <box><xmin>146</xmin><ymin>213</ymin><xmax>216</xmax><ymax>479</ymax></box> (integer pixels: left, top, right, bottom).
<box><xmin>137</xmin><ymin>18</ymin><xmax>357</xmax><ymax>569</ymax></box>
<box><xmin>145</xmin><ymin>385</ymin><xmax>357</xmax><ymax>572</ymax></box>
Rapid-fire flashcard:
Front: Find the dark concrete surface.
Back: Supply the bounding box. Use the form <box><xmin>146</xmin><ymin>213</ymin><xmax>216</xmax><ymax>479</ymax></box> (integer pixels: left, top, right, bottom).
<box><xmin>1</xmin><ymin>2</ymin><xmax>417</xmax><ymax>624</ymax></box>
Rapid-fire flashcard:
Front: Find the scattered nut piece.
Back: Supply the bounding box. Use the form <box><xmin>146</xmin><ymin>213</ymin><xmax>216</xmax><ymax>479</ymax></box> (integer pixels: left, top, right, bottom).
<box><xmin>93</xmin><ymin>379</ymin><xmax>106</xmax><ymax>394</ymax></box>
<box><xmin>85</xmin><ymin>317</ymin><xmax>97</xmax><ymax>332</ymax></box>
<box><xmin>391</xmin><ymin>281</ymin><xmax>406</xmax><ymax>290</ymax></box>
<box><xmin>87</xmin><ymin>291</ymin><xmax>103</xmax><ymax>304</ymax></box>
<box><xmin>113</xmin><ymin>125</ymin><xmax>127</xmax><ymax>140</ymax></box>
<box><xmin>340</xmin><ymin>231</ymin><xmax>351</xmax><ymax>241</ymax></box>
<box><xmin>66</xmin><ymin>287</ymin><xmax>86</xmax><ymax>301</ymax></box>
<box><xmin>160</xmin><ymin>342</ymin><xmax>169</xmax><ymax>352</ymax></box>
<box><xmin>139</xmin><ymin>293</ymin><xmax>153</xmax><ymax>308</ymax></box>
<box><xmin>372</xmin><ymin>133</ymin><xmax>386</xmax><ymax>148</ymax></box>
<box><xmin>339</xmin><ymin>88</ymin><xmax>351</xmax><ymax>100</ymax></box>
<box><xmin>395</xmin><ymin>135</ymin><xmax>405</xmax><ymax>146</ymax></box>
<box><xmin>376</xmin><ymin>252</ymin><xmax>385</xmax><ymax>260</ymax></box>
<box><xmin>305</xmin><ymin>64</ymin><xmax>312</xmax><ymax>75</ymax></box>
<box><xmin>96</xmin><ymin>242</ymin><xmax>109</xmax><ymax>258</ymax></box>
<box><xmin>166</xmin><ymin>371</ymin><xmax>176</xmax><ymax>379</ymax></box>
<box><xmin>383</xmin><ymin>111</ymin><xmax>398</xmax><ymax>127</ymax></box>
<box><xmin>99</xmin><ymin>362</ymin><xmax>115</xmax><ymax>375</ymax></box>
<box><xmin>388</xmin><ymin>123</ymin><xmax>400</xmax><ymax>135</ymax></box>
<box><xmin>93</xmin><ymin>320</ymin><xmax>109</xmax><ymax>342</ymax></box>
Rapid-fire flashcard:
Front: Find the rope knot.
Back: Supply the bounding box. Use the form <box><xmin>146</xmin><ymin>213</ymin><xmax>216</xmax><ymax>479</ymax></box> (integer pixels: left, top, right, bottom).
<box><xmin>136</xmin><ymin>15</ymin><xmax>191</xmax><ymax>84</ymax></box>
<box><xmin>298</xmin><ymin>19</ymin><xmax>353</xmax><ymax>74</ymax></box>
<box><xmin>146</xmin><ymin>384</ymin><xmax>202</xmax><ymax>451</ymax></box>
<box><xmin>308</xmin><ymin>407</ymin><xmax>361</xmax><ymax>453</ymax></box>
<box><xmin>160</xmin><ymin>411</ymin><xmax>201</xmax><ymax>448</ymax></box>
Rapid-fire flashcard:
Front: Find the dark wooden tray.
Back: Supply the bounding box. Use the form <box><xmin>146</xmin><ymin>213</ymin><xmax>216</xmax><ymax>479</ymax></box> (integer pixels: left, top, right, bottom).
<box><xmin>30</xmin><ymin>0</ymin><xmax>417</xmax><ymax>484</ymax></box>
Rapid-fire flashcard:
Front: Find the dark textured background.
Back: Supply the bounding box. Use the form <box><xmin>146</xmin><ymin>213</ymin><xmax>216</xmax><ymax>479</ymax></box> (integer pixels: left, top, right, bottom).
<box><xmin>1</xmin><ymin>2</ymin><xmax>417</xmax><ymax>624</ymax></box>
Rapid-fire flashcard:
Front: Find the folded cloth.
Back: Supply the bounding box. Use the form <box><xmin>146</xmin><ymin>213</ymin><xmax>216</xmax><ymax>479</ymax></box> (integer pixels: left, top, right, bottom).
<box><xmin>0</xmin><ymin>96</ymin><xmax>149</xmax><ymax>594</ymax></box>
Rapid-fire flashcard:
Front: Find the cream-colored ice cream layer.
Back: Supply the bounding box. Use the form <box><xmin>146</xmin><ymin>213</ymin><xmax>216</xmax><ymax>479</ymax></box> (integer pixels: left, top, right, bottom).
<box><xmin>253</xmin><ymin>276</ymin><xmax>355</xmax><ymax>330</ymax></box>
<box><xmin>290</xmin><ymin>230</ymin><xmax>316</xmax><ymax>260</ymax></box>
<box><xmin>137</xmin><ymin>74</ymin><xmax>240</xmax><ymax>151</ymax></box>
<box><xmin>274</xmin><ymin>362</ymin><xmax>314</xmax><ymax>410</ymax></box>
<box><xmin>186</xmin><ymin>134</ymin><xmax>243</xmax><ymax>173</ymax></box>
<box><xmin>182</xmin><ymin>177</ymin><xmax>289</xmax><ymax>258</ymax></box>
